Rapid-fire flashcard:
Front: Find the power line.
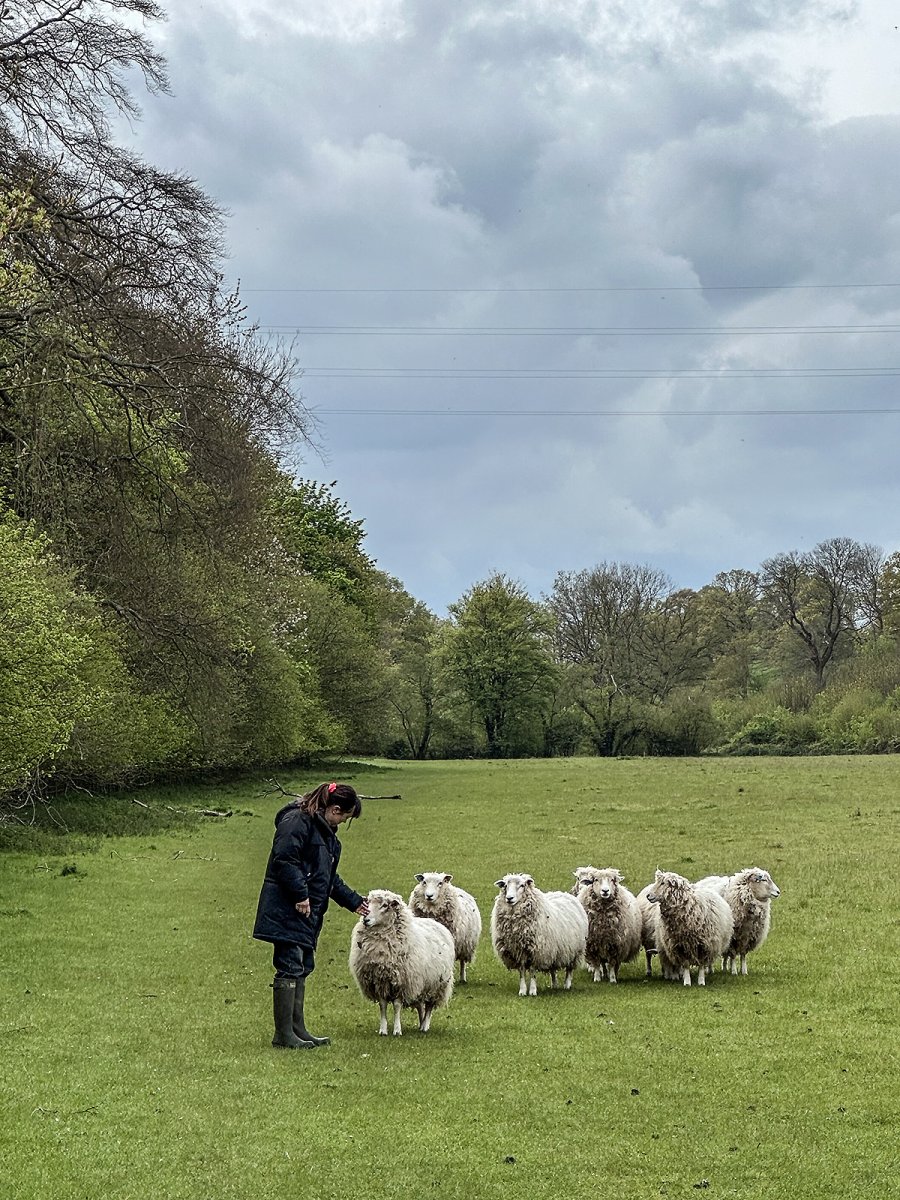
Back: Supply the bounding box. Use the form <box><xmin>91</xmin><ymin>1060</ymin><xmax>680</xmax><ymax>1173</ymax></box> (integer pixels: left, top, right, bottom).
<box><xmin>259</xmin><ymin>323</ymin><xmax>900</xmax><ymax>336</ymax></box>
<box><xmin>242</xmin><ymin>282</ymin><xmax>900</xmax><ymax>293</ymax></box>
<box><xmin>316</xmin><ymin>406</ymin><xmax>900</xmax><ymax>417</ymax></box>
<box><xmin>300</xmin><ymin>365</ymin><xmax>900</xmax><ymax>380</ymax></box>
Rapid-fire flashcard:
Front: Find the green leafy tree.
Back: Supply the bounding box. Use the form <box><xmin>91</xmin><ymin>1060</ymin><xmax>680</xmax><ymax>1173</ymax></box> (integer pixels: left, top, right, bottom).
<box><xmin>271</xmin><ymin>479</ymin><xmax>375</xmax><ymax>608</ymax></box>
<box><xmin>695</xmin><ymin>569</ymin><xmax>767</xmax><ymax>698</ymax></box>
<box><xmin>380</xmin><ymin>596</ymin><xmax>442</xmax><ymax>759</ymax></box>
<box><xmin>0</xmin><ymin>509</ymin><xmax>90</xmax><ymax>798</ymax></box>
<box><xmin>444</xmin><ymin>574</ymin><xmax>555</xmax><ymax>757</ymax></box>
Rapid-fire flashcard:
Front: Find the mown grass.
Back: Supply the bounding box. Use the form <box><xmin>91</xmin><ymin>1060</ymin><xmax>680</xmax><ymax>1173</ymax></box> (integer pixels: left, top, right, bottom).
<box><xmin>1</xmin><ymin>756</ymin><xmax>897</xmax><ymax>1199</ymax></box>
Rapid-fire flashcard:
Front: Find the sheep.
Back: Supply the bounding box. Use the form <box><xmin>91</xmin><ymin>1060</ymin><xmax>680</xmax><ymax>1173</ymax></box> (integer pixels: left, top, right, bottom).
<box><xmin>711</xmin><ymin>868</ymin><xmax>780</xmax><ymax>975</ymax></box>
<box><xmin>408</xmin><ymin>872</ymin><xmax>482</xmax><ymax>983</ymax></box>
<box><xmin>646</xmin><ymin>869</ymin><xmax>734</xmax><ymax>987</ymax></box>
<box><xmin>490</xmin><ymin>873</ymin><xmax>588</xmax><ymax>996</ymax></box>
<box><xmin>349</xmin><ymin>889</ymin><xmax>455</xmax><ymax>1036</ymax></box>
<box><xmin>635</xmin><ymin>883</ymin><xmax>659</xmax><ymax>976</ymax></box>
<box><xmin>572</xmin><ymin>866</ymin><xmax>642</xmax><ymax>984</ymax></box>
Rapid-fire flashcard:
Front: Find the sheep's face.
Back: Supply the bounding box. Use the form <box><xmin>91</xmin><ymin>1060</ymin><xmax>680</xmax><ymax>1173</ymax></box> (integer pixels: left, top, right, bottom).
<box><xmin>495</xmin><ymin>873</ymin><xmax>534</xmax><ymax>906</ymax></box>
<box><xmin>574</xmin><ymin>866</ymin><xmax>622</xmax><ymax>901</ymax></box>
<box><xmin>362</xmin><ymin>890</ymin><xmax>403</xmax><ymax>928</ymax></box>
<box><xmin>742</xmin><ymin>869</ymin><xmax>780</xmax><ymax>901</ymax></box>
<box><xmin>413</xmin><ymin>872</ymin><xmax>453</xmax><ymax>904</ymax></box>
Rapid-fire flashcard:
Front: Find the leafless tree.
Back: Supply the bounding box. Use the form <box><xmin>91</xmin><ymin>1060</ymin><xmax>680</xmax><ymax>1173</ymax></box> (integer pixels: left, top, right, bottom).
<box><xmin>761</xmin><ymin>537</ymin><xmax>876</xmax><ymax>689</ymax></box>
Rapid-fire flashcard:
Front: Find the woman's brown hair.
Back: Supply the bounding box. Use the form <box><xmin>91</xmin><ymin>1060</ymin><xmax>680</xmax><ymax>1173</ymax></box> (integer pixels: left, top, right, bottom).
<box><xmin>296</xmin><ymin>782</ymin><xmax>362</xmax><ymax>820</ymax></box>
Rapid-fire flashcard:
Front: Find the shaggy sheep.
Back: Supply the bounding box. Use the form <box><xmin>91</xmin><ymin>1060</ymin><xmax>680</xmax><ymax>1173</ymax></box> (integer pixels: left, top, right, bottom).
<box><xmin>408</xmin><ymin>872</ymin><xmax>483</xmax><ymax>983</ymax></box>
<box><xmin>572</xmin><ymin>866</ymin><xmax>642</xmax><ymax>984</ymax></box>
<box><xmin>710</xmin><ymin>868</ymin><xmax>780</xmax><ymax>975</ymax></box>
<box><xmin>491</xmin><ymin>873</ymin><xmax>588</xmax><ymax>996</ymax></box>
<box><xmin>635</xmin><ymin>883</ymin><xmax>659</xmax><ymax>976</ymax></box>
<box><xmin>647</xmin><ymin>869</ymin><xmax>734</xmax><ymax>986</ymax></box>
<box><xmin>349</xmin><ymin>889</ymin><xmax>455</xmax><ymax>1035</ymax></box>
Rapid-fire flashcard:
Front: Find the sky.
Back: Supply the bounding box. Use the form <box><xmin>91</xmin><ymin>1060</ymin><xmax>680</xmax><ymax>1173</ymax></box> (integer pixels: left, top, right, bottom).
<box><xmin>119</xmin><ymin>0</ymin><xmax>900</xmax><ymax>615</ymax></box>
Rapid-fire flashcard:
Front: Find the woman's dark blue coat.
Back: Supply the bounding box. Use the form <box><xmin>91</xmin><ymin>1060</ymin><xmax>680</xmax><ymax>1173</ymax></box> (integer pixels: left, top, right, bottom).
<box><xmin>253</xmin><ymin>803</ymin><xmax>364</xmax><ymax>949</ymax></box>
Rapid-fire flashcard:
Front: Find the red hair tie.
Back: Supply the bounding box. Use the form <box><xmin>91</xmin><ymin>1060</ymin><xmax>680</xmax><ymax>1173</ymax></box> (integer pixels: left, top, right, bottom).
<box><xmin>328</xmin><ymin>781</ymin><xmax>337</xmax><ymax>794</ymax></box>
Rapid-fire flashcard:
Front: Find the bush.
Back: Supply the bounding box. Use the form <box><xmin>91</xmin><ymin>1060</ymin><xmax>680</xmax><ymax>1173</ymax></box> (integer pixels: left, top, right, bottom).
<box><xmin>716</xmin><ymin>705</ymin><xmax>818</xmax><ymax>755</ymax></box>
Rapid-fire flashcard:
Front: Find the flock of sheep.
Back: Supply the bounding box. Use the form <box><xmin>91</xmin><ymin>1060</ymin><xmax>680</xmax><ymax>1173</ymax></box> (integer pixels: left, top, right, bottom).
<box><xmin>348</xmin><ymin>866</ymin><xmax>780</xmax><ymax>1035</ymax></box>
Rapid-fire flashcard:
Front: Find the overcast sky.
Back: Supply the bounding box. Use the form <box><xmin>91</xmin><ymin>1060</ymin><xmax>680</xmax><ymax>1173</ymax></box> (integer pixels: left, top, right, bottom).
<box><xmin>122</xmin><ymin>0</ymin><xmax>900</xmax><ymax>614</ymax></box>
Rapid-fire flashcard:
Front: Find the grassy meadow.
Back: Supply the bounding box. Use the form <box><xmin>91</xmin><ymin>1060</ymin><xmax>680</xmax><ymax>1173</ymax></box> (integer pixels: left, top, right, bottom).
<box><xmin>1</xmin><ymin>756</ymin><xmax>897</xmax><ymax>1199</ymax></box>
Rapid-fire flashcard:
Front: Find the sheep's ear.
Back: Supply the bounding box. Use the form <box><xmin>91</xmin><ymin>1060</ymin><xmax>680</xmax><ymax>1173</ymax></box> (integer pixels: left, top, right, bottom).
<box><xmin>523</xmin><ymin>875</ymin><xmax>534</xmax><ymax>887</ymax></box>
<box><xmin>616</xmin><ymin>870</ymin><xmax>625</xmax><ymax>882</ymax></box>
<box><xmin>494</xmin><ymin>879</ymin><xmax>506</xmax><ymax>889</ymax></box>
<box><xmin>443</xmin><ymin>873</ymin><xmax>453</xmax><ymax>883</ymax></box>
<box><xmin>655</xmin><ymin>867</ymin><xmax>663</xmax><ymax>881</ymax></box>
<box><xmin>414</xmin><ymin>873</ymin><xmax>425</xmax><ymax>883</ymax></box>
<box><xmin>389</xmin><ymin>897</ymin><xmax>401</xmax><ymax>909</ymax></box>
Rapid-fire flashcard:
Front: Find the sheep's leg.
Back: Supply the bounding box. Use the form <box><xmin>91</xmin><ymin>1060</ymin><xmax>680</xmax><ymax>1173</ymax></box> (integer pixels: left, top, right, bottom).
<box><xmin>420</xmin><ymin>1003</ymin><xmax>434</xmax><ymax>1033</ymax></box>
<box><xmin>697</xmin><ymin>966</ymin><xmax>707</xmax><ymax>986</ymax></box>
<box><xmin>378</xmin><ymin>1001</ymin><xmax>389</xmax><ymax>1036</ymax></box>
<box><xmin>518</xmin><ymin>970</ymin><xmax>528</xmax><ymax>997</ymax></box>
<box><xmin>564</xmin><ymin>965</ymin><xmax>574</xmax><ymax>990</ymax></box>
<box><xmin>740</xmin><ymin>955</ymin><xmax>749</xmax><ymax>976</ymax></box>
<box><xmin>681</xmin><ymin>967</ymin><xmax>692</xmax><ymax>986</ymax></box>
<box><xmin>416</xmin><ymin>1001</ymin><xmax>426</xmax><ymax>1026</ymax></box>
<box><xmin>392</xmin><ymin>1001</ymin><xmax>403</xmax><ymax>1036</ymax></box>
<box><xmin>459</xmin><ymin>959</ymin><xmax>467</xmax><ymax>984</ymax></box>
<box><xmin>608</xmin><ymin>964</ymin><xmax>618</xmax><ymax>984</ymax></box>
<box><xmin>644</xmin><ymin>948</ymin><xmax>656</xmax><ymax>976</ymax></box>
<box><xmin>528</xmin><ymin>972</ymin><xmax>538</xmax><ymax>996</ymax></box>
<box><xmin>549</xmin><ymin>969</ymin><xmax>558</xmax><ymax>989</ymax></box>
<box><xmin>592</xmin><ymin>967</ymin><xmax>602</xmax><ymax>983</ymax></box>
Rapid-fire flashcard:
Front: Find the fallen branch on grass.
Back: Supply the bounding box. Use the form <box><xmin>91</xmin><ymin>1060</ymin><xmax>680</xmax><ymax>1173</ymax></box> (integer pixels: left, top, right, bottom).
<box><xmin>262</xmin><ymin>778</ymin><xmax>401</xmax><ymax>801</ymax></box>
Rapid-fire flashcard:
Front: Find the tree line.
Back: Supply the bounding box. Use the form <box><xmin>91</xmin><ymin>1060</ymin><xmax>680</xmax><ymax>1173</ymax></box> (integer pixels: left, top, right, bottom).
<box><xmin>2</xmin><ymin>4</ymin><xmax>899</xmax><ymax>816</ymax></box>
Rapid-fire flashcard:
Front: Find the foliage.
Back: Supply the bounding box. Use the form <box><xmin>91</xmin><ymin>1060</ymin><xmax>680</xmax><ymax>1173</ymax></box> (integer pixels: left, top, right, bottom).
<box><xmin>444</xmin><ymin>573</ymin><xmax>556</xmax><ymax>756</ymax></box>
<box><xmin>0</xmin><ymin>507</ymin><xmax>91</xmax><ymax>793</ymax></box>
<box><xmin>272</xmin><ymin>478</ymin><xmax>375</xmax><ymax>608</ymax></box>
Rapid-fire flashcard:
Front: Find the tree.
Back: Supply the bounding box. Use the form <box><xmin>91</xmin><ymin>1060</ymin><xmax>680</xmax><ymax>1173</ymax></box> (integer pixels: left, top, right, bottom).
<box><xmin>271</xmin><ymin>478</ymin><xmax>375</xmax><ymax>609</ymax></box>
<box><xmin>378</xmin><ymin>590</ymin><xmax>442</xmax><ymax>759</ymax></box>
<box><xmin>695</xmin><ymin>569</ymin><xmax>766</xmax><ymax>698</ymax></box>
<box><xmin>444</xmin><ymin>574</ymin><xmax>555</xmax><ymax>757</ymax></box>
<box><xmin>0</xmin><ymin>510</ymin><xmax>89</xmax><ymax>799</ymax></box>
<box><xmin>548</xmin><ymin>562</ymin><xmax>673</xmax><ymax>754</ymax></box>
<box><xmin>761</xmin><ymin>538</ymin><xmax>876</xmax><ymax>690</ymax></box>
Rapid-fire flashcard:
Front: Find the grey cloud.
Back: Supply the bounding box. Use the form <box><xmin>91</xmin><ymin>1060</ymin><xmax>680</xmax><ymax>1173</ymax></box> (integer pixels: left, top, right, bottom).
<box><xmin>114</xmin><ymin>1</ymin><xmax>900</xmax><ymax>612</ymax></box>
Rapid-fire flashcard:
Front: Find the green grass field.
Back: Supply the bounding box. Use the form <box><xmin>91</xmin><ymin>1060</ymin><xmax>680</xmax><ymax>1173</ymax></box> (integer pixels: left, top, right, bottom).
<box><xmin>1</xmin><ymin>756</ymin><xmax>897</xmax><ymax>1199</ymax></box>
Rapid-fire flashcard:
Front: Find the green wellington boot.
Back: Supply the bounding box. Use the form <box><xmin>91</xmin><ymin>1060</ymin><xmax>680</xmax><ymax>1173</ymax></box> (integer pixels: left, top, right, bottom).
<box><xmin>292</xmin><ymin>978</ymin><xmax>331</xmax><ymax>1047</ymax></box>
<box><xmin>272</xmin><ymin>978</ymin><xmax>315</xmax><ymax>1049</ymax></box>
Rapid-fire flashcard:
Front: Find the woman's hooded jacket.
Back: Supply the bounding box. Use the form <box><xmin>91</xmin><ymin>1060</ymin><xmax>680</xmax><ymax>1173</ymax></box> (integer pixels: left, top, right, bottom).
<box><xmin>253</xmin><ymin>802</ymin><xmax>364</xmax><ymax>948</ymax></box>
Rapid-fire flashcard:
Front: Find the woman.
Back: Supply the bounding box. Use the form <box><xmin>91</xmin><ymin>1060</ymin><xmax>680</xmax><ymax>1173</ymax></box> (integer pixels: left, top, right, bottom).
<box><xmin>253</xmin><ymin>781</ymin><xmax>368</xmax><ymax>1048</ymax></box>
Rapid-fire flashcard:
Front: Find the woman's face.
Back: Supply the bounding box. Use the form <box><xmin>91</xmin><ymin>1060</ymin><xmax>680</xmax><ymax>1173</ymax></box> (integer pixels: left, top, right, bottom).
<box><xmin>323</xmin><ymin>804</ymin><xmax>352</xmax><ymax>829</ymax></box>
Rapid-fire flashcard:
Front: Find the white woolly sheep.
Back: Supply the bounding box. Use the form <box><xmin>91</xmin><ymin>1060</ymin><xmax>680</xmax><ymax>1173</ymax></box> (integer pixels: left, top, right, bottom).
<box><xmin>349</xmin><ymin>889</ymin><xmax>455</xmax><ymax>1035</ymax></box>
<box><xmin>408</xmin><ymin>872</ymin><xmax>483</xmax><ymax>983</ymax></box>
<box><xmin>490</xmin><ymin>873</ymin><xmax>588</xmax><ymax>996</ymax></box>
<box><xmin>647</xmin><ymin>869</ymin><xmax>735</xmax><ymax>987</ymax></box>
<box><xmin>635</xmin><ymin>882</ymin><xmax>659</xmax><ymax>976</ymax></box>
<box><xmin>572</xmin><ymin>866</ymin><xmax>642</xmax><ymax>984</ymax></box>
<box><xmin>708</xmin><ymin>867</ymin><xmax>780</xmax><ymax>975</ymax></box>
